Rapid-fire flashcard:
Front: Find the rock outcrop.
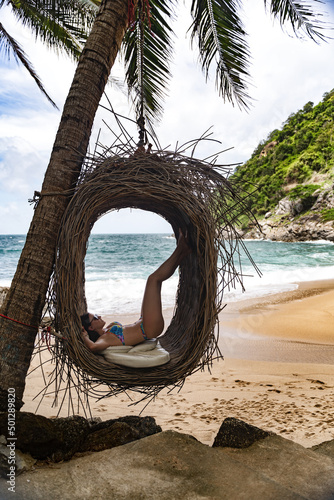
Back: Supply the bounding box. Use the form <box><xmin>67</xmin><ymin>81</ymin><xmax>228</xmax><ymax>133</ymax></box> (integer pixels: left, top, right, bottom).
<box><xmin>243</xmin><ymin>184</ymin><xmax>334</xmax><ymax>241</ymax></box>
<box><xmin>212</xmin><ymin>417</ymin><xmax>272</xmax><ymax>448</ymax></box>
<box><xmin>0</xmin><ymin>421</ymin><xmax>334</xmax><ymax>500</ymax></box>
<box><xmin>245</xmin><ymin>213</ymin><xmax>334</xmax><ymax>241</ymax></box>
<box><xmin>0</xmin><ymin>412</ymin><xmax>162</xmax><ymax>474</ymax></box>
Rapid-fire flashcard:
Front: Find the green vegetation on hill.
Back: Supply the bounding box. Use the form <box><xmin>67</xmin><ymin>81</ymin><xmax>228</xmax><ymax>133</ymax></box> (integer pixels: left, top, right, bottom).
<box><xmin>231</xmin><ymin>89</ymin><xmax>334</xmax><ymax>221</ymax></box>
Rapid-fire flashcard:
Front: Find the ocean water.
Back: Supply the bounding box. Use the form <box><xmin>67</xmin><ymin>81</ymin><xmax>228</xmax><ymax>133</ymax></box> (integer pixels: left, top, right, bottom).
<box><xmin>0</xmin><ymin>234</ymin><xmax>333</xmax><ymax>315</ymax></box>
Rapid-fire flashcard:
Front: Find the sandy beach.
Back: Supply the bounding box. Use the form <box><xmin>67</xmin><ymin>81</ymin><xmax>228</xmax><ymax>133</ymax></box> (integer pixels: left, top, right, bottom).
<box><xmin>23</xmin><ymin>279</ymin><xmax>334</xmax><ymax>449</ymax></box>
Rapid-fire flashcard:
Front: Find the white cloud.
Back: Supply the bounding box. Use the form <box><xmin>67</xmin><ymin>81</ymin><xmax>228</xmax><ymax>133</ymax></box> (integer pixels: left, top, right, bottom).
<box><xmin>1</xmin><ymin>0</ymin><xmax>334</xmax><ymax>234</ymax></box>
<box><xmin>93</xmin><ymin>209</ymin><xmax>172</xmax><ymax>234</ymax></box>
<box><xmin>0</xmin><ymin>200</ymin><xmax>34</xmax><ymax>234</ymax></box>
<box><xmin>0</xmin><ymin>137</ymin><xmax>45</xmax><ymax>191</ymax></box>
<box><xmin>0</xmin><ymin>111</ymin><xmax>59</xmax><ymax>153</ymax></box>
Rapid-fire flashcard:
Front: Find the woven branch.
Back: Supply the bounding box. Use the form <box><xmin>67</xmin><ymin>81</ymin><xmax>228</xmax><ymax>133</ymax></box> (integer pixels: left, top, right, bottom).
<box><xmin>37</xmin><ymin>142</ymin><xmax>258</xmax><ymax>409</ymax></box>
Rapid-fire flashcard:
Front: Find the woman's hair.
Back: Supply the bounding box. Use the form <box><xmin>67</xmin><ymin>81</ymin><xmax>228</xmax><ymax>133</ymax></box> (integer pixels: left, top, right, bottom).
<box><xmin>81</xmin><ymin>313</ymin><xmax>99</xmax><ymax>342</ymax></box>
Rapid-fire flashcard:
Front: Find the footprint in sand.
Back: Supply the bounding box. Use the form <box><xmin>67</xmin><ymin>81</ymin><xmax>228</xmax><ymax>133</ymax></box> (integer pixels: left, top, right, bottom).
<box><xmin>234</xmin><ymin>380</ymin><xmax>251</xmax><ymax>387</ymax></box>
<box><xmin>307</xmin><ymin>379</ymin><xmax>325</xmax><ymax>385</ymax></box>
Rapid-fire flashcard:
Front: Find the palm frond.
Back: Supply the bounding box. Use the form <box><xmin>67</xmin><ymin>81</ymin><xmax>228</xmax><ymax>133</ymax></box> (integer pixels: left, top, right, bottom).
<box><xmin>3</xmin><ymin>0</ymin><xmax>98</xmax><ymax>60</ymax></box>
<box><xmin>0</xmin><ymin>21</ymin><xmax>58</xmax><ymax>107</ymax></box>
<box><xmin>265</xmin><ymin>0</ymin><xmax>327</xmax><ymax>42</ymax></box>
<box><xmin>189</xmin><ymin>0</ymin><xmax>251</xmax><ymax>109</ymax></box>
<box><xmin>121</xmin><ymin>0</ymin><xmax>175</xmax><ymax>126</ymax></box>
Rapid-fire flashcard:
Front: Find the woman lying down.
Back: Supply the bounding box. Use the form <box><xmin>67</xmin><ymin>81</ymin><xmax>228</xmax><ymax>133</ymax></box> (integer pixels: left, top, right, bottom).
<box><xmin>81</xmin><ymin>229</ymin><xmax>191</xmax><ymax>354</ymax></box>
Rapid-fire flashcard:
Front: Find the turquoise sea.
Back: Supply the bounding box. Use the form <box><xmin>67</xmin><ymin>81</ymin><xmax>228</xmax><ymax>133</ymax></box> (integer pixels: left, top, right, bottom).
<box><xmin>0</xmin><ymin>234</ymin><xmax>333</xmax><ymax>316</ymax></box>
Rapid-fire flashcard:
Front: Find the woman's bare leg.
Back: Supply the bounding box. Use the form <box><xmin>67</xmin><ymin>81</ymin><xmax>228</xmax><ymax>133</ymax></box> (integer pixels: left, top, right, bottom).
<box><xmin>141</xmin><ymin>229</ymin><xmax>191</xmax><ymax>337</ymax></box>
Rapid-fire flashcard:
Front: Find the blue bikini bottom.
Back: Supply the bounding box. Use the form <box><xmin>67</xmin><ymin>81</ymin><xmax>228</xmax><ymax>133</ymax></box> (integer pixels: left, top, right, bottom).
<box><xmin>140</xmin><ymin>321</ymin><xmax>148</xmax><ymax>340</ymax></box>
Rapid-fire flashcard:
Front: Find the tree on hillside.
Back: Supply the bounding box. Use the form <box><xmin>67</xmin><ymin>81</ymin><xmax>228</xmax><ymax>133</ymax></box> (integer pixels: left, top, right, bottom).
<box><xmin>231</xmin><ymin>90</ymin><xmax>334</xmax><ymax>217</ymax></box>
<box><xmin>0</xmin><ymin>0</ymin><xmax>328</xmax><ymax>411</ymax></box>
<box><xmin>0</xmin><ymin>0</ymin><xmax>98</xmax><ymax>106</ymax></box>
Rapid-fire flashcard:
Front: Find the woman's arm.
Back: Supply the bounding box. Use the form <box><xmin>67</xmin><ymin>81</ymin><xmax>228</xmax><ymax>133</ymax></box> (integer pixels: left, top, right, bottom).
<box><xmin>81</xmin><ymin>328</ymin><xmax>110</xmax><ymax>353</ymax></box>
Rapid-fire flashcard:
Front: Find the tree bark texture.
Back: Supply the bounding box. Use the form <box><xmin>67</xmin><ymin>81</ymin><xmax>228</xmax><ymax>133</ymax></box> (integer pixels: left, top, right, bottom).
<box><xmin>0</xmin><ymin>0</ymin><xmax>134</xmax><ymax>411</ymax></box>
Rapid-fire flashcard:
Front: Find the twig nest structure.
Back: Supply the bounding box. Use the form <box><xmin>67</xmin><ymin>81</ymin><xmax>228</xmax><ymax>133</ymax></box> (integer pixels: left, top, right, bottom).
<box><xmin>51</xmin><ymin>147</ymin><xmax>256</xmax><ymax>400</ymax></box>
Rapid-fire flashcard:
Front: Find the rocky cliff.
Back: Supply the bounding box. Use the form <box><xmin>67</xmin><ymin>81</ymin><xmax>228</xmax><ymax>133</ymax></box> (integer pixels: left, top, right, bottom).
<box><xmin>243</xmin><ymin>179</ymin><xmax>334</xmax><ymax>241</ymax></box>
<box><xmin>231</xmin><ymin>89</ymin><xmax>334</xmax><ymax>241</ymax></box>
<box><xmin>1</xmin><ymin>415</ymin><xmax>334</xmax><ymax>500</ymax></box>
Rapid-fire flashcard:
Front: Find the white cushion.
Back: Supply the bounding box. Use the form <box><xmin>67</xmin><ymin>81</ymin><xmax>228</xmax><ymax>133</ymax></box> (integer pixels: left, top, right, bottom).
<box><xmin>101</xmin><ymin>339</ymin><xmax>170</xmax><ymax>368</ymax></box>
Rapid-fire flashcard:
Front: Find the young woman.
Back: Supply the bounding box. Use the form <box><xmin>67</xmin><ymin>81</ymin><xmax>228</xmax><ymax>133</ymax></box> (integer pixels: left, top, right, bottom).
<box><xmin>81</xmin><ymin>229</ymin><xmax>191</xmax><ymax>353</ymax></box>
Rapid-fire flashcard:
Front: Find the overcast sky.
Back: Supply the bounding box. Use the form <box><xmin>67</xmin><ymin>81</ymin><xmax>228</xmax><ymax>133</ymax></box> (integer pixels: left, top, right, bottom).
<box><xmin>1</xmin><ymin>0</ymin><xmax>334</xmax><ymax>234</ymax></box>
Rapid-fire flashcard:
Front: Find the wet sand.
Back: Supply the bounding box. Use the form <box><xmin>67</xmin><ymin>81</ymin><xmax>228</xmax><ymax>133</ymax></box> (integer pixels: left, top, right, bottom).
<box><xmin>23</xmin><ymin>279</ymin><xmax>334</xmax><ymax>448</ymax></box>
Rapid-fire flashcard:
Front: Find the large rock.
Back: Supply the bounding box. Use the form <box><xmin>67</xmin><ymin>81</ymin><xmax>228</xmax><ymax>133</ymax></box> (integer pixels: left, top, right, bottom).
<box><xmin>47</xmin><ymin>415</ymin><xmax>91</xmax><ymax>461</ymax></box>
<box><xmin>245</xmin><ymin>212</ymin><xmax>334</xmax><ymax>242</ymax></box>
<box><xmin>0</xmin><ymin>412</ymin><xmax>63</xmax><ymax>461</ymax></box>
<box><xmin>242</xmin><ymin>185</ymin><xmax>334</xmax><ymax>242</ymax></box>
<box><xmin>0</xmin><ymin>431</ymin><xmax>306</xmax><ymax>500</ymax></box>
<box><xmin>212</xmin><ymin>417</ymin><xmax>271</xmax><ymax>448</ymax></box>
<box><xmin>89</xmin><ymin>415</ymin><xmax>161</xmax><ymax>439</ymax></box>
<box><xmin>1</xmin><ymin>421</ymin><xmax>334</xmax><ymax>499</ymax></box>
<box><xmin>311</xmin><ymin>439</ymin><xmax>334</xmax><ymax>460</ymax></box>
<box><xmin>0</xmin><ymin>435</ymin><xmax>36</xmax><ymax>478</ymax></box>
<box><xmin>275</xmin><ymin>197</ymin><xmax>294</xmax><ymax>216</ymax></box>
<box><xmin>0</xmin><ymin>412</ymin><xmax>162</xmax><ymax>473</ymax></box>
<box><xmin>220</xmin><ymin>433</ymin><xmax>334</xmax><ymax>500</ymax></box>
<box><xmin>79</xmin><ymin>421</ymin><xmax>140</xmax><ymax>453</ymax></box>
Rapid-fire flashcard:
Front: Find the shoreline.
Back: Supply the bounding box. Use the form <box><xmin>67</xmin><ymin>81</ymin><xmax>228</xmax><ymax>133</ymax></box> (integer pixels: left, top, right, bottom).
<box><xmin>220</xmin><ymin>278</ymin><xmax>334</xmax><ymax>347</ymax></box>
<box><xmin>114</xmin><ymin>278</ymin><xmax>334</xmax><ymax>363</ymax></box>
<box><xmin>22</xmin><ymin>278</ymin><xmax>334</xmax><ymax>448</ymax></box>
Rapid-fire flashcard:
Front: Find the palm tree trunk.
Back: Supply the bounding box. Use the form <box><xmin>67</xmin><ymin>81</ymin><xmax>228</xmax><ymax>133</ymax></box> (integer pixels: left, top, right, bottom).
<box><xmin>0</xmin><ymin>0</ymin><xmax>135</xmax><ymax>411</ymax></box>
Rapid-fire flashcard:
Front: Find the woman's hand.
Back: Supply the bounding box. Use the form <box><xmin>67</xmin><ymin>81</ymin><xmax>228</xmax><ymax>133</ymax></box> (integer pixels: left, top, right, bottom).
<box><xmin>81</xmin><ymin>326</ymin><xmax>109</xmax><ymax>352</ymax></box>
<box><xmin>81</xmin><ymin>327</ymin><xmax>89</xmax><ymax>338</ymax></box>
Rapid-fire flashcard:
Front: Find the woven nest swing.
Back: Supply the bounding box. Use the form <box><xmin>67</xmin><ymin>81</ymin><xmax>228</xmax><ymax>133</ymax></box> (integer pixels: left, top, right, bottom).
<box><xmin>38</xmin><ymin>137</ymin><xmax>258</xmax><ymax>412</ymax></box>
<box><xmin>31</xmin><ymin>3</ymin><xmax>259</xmax><ymax>413</ymax></box>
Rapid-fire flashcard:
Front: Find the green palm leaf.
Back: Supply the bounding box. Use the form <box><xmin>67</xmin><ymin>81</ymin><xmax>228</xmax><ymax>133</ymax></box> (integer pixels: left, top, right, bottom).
<box><xmin>189</xmin><ymin>0</ymin><xmax>251</xmax><ymax>109</ymax></box>
<box><xmin>0</xmin><ymin>20</ymin><xmax>58</xmax><ymax>106</ymax></box>
<box><xmin>265</xmin><ymin>0</ymin><xmax>327</xmax><ymax>41</ymax></box>
<box><xmin>1</xmin><ymin>0</ymin><xmax>98</xmax><ymax>105</ymax></box>
<box><xmin>1</xmin><ymin>0</ymin><xmax>98</xmax><ymax>60</ymax></box>
<box><xmin>121</xmin><ymin>0</ymin><xmax>175</xmax><ymax>126</ymax></box>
